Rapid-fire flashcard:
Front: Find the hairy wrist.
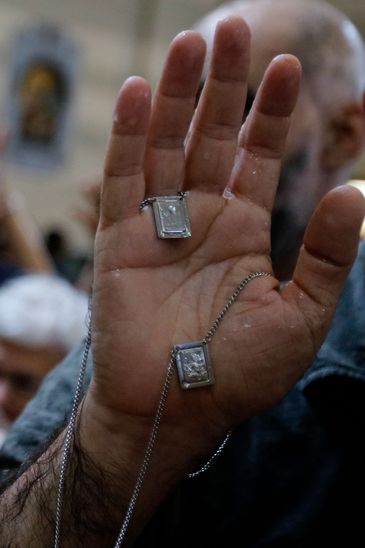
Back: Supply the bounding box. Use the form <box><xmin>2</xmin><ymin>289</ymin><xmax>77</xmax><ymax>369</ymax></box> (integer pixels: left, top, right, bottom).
<box><xmin>0</xmin><ymin>389</ymin><xmax>230</xmax><ymax>547</ymax></box>
<box><xmin>0</xmin><ymin>428</ymin><xmax>124</xmax><ymax>547</ymax></box>
<box><xmin>80</xmin><ymin>389</ymin><xmax>230</xmax><ymax>489</ymax></box>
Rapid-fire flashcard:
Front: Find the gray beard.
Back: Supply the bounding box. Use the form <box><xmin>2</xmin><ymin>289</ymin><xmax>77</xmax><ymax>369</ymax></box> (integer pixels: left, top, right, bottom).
<box><xmin>271</xmin><ymin>147</ymin><xmax>311</xmax><ymax>278</ymax></box>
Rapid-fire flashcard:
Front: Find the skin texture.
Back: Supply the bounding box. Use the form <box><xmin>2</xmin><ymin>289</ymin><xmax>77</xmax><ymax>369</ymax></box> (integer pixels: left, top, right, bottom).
<box><xmin>195</xmin><ymin>0</ymin><xmax>365</xmax><ymax>280</ymax></box>
<box><xmin>0</xmin><ymin>15</ymin><xmax>364</xmax><ymax>548</ymax></box>
<box><xmin>0</xmin><ymin>340</ymin><xmax>65</xmax><ymax>423</ymax></box>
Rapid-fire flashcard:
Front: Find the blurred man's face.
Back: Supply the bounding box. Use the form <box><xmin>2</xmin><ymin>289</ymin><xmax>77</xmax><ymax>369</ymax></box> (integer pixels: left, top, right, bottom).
<box><xmin>197</xmin><ymin>8</ymin><xmax>328</xmax><ymax>279</ymax></box>
<box><xmin>0</xmin><ymin>340</ymin><xmax>64</xmax><ymax>423</ymax></box>
<box><xmin>245</xmin><ymin>21</ymin><xmax>326</xmax><ymax>278</ymax></box>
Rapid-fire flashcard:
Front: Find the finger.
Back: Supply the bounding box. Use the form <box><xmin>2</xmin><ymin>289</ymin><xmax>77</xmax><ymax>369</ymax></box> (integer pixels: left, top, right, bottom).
<box><xmin>144</xmin><ymin>32</ymin><xmax>206</xmax><ymax>196</ymax></box>
<box><xmin>184</xmin><ymin>16</ymin><xmax>250</xmax><ymax>193</ymax></box>
<box><xmin>282</xmin><ymin>185</ymin><xmax>365</xmax><ymax>346</ymax></box>
<box><xmin>231</xmin><ymin>54</ymin><xmax>301</xmax><ymax>210</ymax></box>
<box><xmin>102</xmin><ymin>76</ymin><xmax>151</xmax><ymax>224</ymax></box>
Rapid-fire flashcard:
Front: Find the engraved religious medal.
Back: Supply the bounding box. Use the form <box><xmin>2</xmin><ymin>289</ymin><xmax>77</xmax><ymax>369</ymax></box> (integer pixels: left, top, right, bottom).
<box><xmin>152</xmin><ymin>194</ymin><xmax>191</xmax><ymax>239</ymax></box>
<box><xmin>174</xmin><ymin>341</ymin><xmax>215</xmax><ymax>389</ymax></box>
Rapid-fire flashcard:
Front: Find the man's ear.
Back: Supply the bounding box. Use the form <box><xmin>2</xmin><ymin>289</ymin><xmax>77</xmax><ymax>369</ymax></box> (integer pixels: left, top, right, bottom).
<box><xmin>321</xmin><ymin>99</ymin><xmax>365</xmax><ymax>170</ymax></box>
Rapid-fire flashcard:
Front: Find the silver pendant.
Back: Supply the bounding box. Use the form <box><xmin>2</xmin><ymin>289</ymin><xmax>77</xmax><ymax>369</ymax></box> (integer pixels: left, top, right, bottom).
<box><xmin>174</xmin><ymin>341</ymin><xmax>215</xmax><ymax>390</ymax></box>
<box><xmin>152</xmin><ymin>194</ymin><xmax>191</xmax><ymax>239</ymax></box>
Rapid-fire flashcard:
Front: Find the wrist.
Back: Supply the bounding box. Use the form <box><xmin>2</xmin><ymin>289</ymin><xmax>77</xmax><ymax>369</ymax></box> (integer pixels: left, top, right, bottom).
<box><xmin>79</xmin><ymin>388</ymin><xmax>228</xmax><ymax>484</ymax></box>
<box><xmin>59</xmin><ymin>362</ymin><xmax>231</xmax><ymax>544</ymax></box>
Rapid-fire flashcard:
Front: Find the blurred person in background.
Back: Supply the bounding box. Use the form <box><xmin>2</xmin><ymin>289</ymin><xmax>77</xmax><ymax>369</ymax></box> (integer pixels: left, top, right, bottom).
<box><xmin>0</xmin><ymin>273</ymin><xmax>88</xmax><ymax>441</ymax></box>
<box><xmin>196</xmin><ymin>0</ymin><xmax>365</xmax><ymax>280</ymax></box>
<box><xmin>0</xmin><ymin>185</ymin><xmax>54</xmax><ymax>282</ymax></box>
<box><xmin>72</xmin><ymin>175</ymin><xmax>101</xmax><ymax>240</ymax></box>
<box><xmin>42</xmin><ymin>175</ymin><xmax>101</xmax><ymax>292</ymax></box>
<box><xmin>44</xmin><ymin>226</ymin><xmax>92</xmax><ymax>287</ymax></box>
<box><xmin>0</xmin><ymin>131</ymin><xmax>54</xmax><ymax>284</ymax></box>
<box><xmin>68</xmin><ymin>174</ymin><xmax>102</xmax><ymax>292</ymax></box>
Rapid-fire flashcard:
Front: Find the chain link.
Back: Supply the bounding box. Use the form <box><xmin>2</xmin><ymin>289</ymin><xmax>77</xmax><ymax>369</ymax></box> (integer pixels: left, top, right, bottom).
<box><xmin>204</xmin><ymin>271</ymin><xmax>271</xmax><ymax>343</ymax></box>
<box><xmin>54</xmin><ymin>308</ymin><xmax>92</xmax><ymax>548</ymax></box>
<box><xmin>140</xmin><ymin>191</ymin><xmax>187</xmax><ymax>210</ymax></box>
<box><xmin>188</xmin><ymin>429</ymin><xmax>233</xmax><ymax>478</ymax></box>
<box><xmin>114</xmin><ymin>356</ymin><xmax>175</xmax><ymax>547</ymax></box>
<box><xmin>139</xmin><ymin>197</ymin><xmax>156</xmax><ymax>209</ymax></box>
<box><xmin>187</xmin><ymin>271</ymin><xmax>271</xmax><ymax>477</ymax></box>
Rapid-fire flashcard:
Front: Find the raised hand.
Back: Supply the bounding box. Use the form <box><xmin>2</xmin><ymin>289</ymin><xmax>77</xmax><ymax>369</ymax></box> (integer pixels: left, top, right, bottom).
<box><xmin>86</xmin><ymin>17</ymin><xmax>364</xmax><ymax>447</ymax></box>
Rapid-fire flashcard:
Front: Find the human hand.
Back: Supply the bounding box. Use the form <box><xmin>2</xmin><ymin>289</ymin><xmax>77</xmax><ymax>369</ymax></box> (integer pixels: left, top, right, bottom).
<box><xmin>85</xmin><ymin>17</ymin><xmax>364</xmax><ymax>460</ymax></box>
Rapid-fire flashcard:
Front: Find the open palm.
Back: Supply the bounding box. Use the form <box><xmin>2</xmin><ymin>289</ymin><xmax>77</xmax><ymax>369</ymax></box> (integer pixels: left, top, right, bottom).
<box><xmin>90</xmin><ymin>17</ymin><xmax>364</xmax><ymax>437</ymax></box>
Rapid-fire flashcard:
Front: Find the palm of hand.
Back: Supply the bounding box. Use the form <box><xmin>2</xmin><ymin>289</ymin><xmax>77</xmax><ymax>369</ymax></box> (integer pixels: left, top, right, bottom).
<box><xmin>90</xmin><ymin>19</ymin><xmax>363</xmax><ymax>432</ymax></box>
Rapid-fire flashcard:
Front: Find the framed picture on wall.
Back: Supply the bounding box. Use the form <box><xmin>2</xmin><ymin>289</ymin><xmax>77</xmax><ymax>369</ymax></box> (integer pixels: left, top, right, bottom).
<box><xmin>6</xmin><ymin>24</ymin><xmax>78</xmax><ymax>170</ymax></box>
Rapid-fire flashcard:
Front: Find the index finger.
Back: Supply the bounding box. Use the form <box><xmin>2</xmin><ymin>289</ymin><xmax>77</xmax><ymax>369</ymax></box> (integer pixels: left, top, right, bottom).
<box><xmin>101</xmin><ymin>77</ymin><xmax>151</xmax><ymax>226</ymax></box>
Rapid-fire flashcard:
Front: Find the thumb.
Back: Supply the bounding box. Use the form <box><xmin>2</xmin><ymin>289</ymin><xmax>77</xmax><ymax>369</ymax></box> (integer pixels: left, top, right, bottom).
<box><xmin>282</xmin><ymin>184</ymin><xmax>365</xmax><ymax>348</ymax></box>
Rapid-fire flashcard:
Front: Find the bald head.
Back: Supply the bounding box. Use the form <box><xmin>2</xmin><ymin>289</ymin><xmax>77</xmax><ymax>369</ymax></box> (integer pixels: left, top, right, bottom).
<box><xmin>195</xmin><ymin>0</ymin><xmax>365</xmax><ymax>109</ymax></box>
<box><xmin>194</xmin><ymin>0</ymin><xmax>365</xmax><ymax>280</ymax></box>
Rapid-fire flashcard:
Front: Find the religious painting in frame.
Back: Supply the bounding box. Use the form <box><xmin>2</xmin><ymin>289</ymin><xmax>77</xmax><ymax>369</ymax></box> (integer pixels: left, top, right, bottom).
<box><xmin>6</xmin><ymin>24</ymin><xmax>78</xmax><ymax>170</ymax></box>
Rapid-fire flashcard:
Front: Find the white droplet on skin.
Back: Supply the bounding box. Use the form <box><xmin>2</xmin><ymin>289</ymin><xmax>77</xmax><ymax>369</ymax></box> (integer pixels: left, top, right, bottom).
<box><xmin>176</xmin><ymin>30</ymin><xmax>189</xmax><ymax>39</ymax></box>
<box><xmin>223</xmin><ymin>187</ymin><xmax>235</xmax><ymax>200</ymax></box>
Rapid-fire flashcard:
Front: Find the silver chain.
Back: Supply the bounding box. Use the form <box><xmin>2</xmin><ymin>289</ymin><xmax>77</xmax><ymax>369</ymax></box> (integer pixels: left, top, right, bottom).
<box><xmin>54</xmin><ymin>271</ymin><xmax>271</xmax><ymax>548</ymax></box>
<box><xmin>54</xmin><ymin>308</ymin><xmax>92</xmax><ymax>548</ymax></box>
<box><xmin>203</xmin><ymin>271</ymin><xmax>271</xmax><ymax>344</ymax></box>
<box><xmin>187</xmin><ymin>429</ymin><xmax>233</xmax><ymax>479</ymax></box>
<box><xmin>140</xmin><ymin>191</ymin><xmax>187</xmax><ymax>209</ymax></box>
<box><xmin>188</xmin><ymin>270</ymin><xmax>271</xmax><ymax>477</ymax></box>
<box><xmin>114</xmin><ymin>356</ymin><xmax>175</xmax><ymax>547</ymax></box>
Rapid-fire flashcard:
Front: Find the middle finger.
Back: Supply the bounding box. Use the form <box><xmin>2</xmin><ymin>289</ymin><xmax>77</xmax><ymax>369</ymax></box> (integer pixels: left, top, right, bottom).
<box><xmin>184</xmin><ymin>16</ymin><xmax>251</xmax><ymax>194</ymax></box>
<box><xmin>144</xmin><ymin>31</ymin><xmax>206</xmax><ymax>197</ymax></box>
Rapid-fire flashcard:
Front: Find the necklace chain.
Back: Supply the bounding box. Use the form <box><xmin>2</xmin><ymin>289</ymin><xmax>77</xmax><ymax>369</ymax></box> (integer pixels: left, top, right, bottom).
<box><xmin>140</xmin><ymin>191</ymin><xmax>187</xmax><ymax>209</ymax></box>
<box><xmin>54</xmin><ymin>271</ymin><xmax>271</xmax><ymax>548</ymax></box>
<box><xmin>54</xmin><ymin>305</ymin><xmax>92</xmax><ymax>548</ymax></box>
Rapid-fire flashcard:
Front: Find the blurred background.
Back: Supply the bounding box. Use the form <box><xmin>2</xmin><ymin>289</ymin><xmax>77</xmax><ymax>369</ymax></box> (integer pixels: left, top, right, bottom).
<box><xmin>0</xmin><ymin>0</ymin><xmax>364</xmax><ymax>260</ymax></box>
